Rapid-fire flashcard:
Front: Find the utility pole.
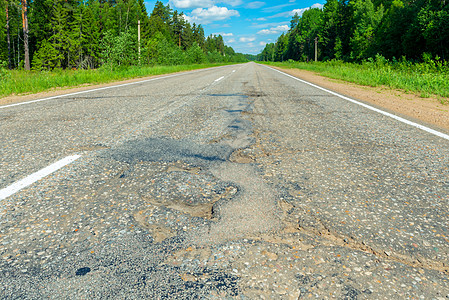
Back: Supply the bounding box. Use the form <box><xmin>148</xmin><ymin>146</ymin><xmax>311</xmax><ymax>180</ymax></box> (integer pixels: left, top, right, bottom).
<box><xmin>314</xmin><ymin>37</ymin><xmax>318</xmax><ymax>62</ymax></box>
<box><xmin>138</xmin><ymin>20</ymin><xmax>141</xmax><ymax>65</ymax></box>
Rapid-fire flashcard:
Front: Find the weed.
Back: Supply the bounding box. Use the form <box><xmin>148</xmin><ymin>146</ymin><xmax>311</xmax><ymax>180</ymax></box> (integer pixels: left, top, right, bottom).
<box><xmin>261</xmin><ymin>58</ymin><xmax>449</xmax><ymax>101</ymax></box>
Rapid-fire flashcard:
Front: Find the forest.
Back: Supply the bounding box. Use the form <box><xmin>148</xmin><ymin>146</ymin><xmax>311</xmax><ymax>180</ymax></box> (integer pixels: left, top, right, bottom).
<box><xmin>0</xmin><ymin>0</ymin><xmax>246</xmax><ymax>71</ymax></box>
<box><xmin>258</xmin><ymin>0</ymin><xmax>449</xmax><ymax>63</ymax></box>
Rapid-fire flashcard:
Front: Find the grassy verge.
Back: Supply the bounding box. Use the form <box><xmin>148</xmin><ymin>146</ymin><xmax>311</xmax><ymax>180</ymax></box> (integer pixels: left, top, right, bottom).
<box><xmin>0</xmin><ymin>63</ymin><xmax>237</xmax><ymax>98</ymax></box>
<box><xmin>260</xmin><ymin>57</ymin><xmax>449</xmax><ymax>103</ymax></box>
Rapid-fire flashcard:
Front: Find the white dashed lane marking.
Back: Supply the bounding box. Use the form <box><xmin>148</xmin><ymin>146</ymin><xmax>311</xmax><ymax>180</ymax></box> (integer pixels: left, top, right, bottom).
<box><xmin>0</xmin><ymin>155</ymin><xmax>81</xmax><ymax>201</ymax></box>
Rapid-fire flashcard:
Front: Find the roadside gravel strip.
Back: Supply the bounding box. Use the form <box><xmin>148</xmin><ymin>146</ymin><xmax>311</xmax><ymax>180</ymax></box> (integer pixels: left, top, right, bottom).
<box><xmin>1</xmin><ymin>62</ymin><xmax>448</xmax><ymax>298</ymax></box>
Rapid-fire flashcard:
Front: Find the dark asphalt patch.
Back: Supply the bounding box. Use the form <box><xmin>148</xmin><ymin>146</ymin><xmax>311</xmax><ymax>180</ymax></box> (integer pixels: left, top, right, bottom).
<box><xmin>108</xmin><ymin>137</ymin><xmax>233</xmax><ymax>166</ymax></box>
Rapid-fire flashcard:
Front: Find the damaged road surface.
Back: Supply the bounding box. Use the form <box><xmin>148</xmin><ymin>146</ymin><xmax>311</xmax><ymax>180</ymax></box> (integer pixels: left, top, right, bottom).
<box><xmin>1</xmin><ymin>62</ymin><xmax>449</xmax><ymax>299</ymax></box>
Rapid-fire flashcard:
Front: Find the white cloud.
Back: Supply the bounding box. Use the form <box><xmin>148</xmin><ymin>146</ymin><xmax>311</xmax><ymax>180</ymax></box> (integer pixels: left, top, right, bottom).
<box><xmin>267</xmin><ymin>3</ymin><xmax>324</xmax><ymax>19</ymax></box>
<box><xmin>213</xmin><ymin>32</ymin><xmax>233</xmax><ymax>36</ymax></box>
<box><xmin>257</xmin><ymin>25</ymin><xmax>289</xmax><ymax>35</ymax></box>
<box><xmin>170</xmin><ymin>0</ymin><xmax>213</xmax><ymax>9</ymax></box>
<box><xmin>251</xmin><ymin>21</ymin><xmax>289</xmax><ymax>29</ymax></box>
<box><xmin>228</xmin><ymin>38</ymin><xmax>236</xmax><ymax>43</ymax></box>
<box><xmin>289</xmin><ymin>3</ymin><xmax>324</xmax><ymax>17</ymax></box>
<box><xmin>259</xmin><ymin>41</ymin><xmax>267</xmax><ymax>46</ymax></box>
<box><xmin>239</xmin><ymin>37</ymin><xmax>256</xmax><ymax>42</ymax></box>
<box><xmin>290</xmin><ymin>8</ymin><xmax>308</xmax><ymax>16</ymax></box>
<box><xmin>256</xmin><ymin>17</ymin><xmax>267</xmax><ymax>21</ymax></box>
<box><xmin>246</xmin><ymin>1</ymin><xmax>265</xmax><ymax>9</ymax></box>
<box><xmin>185</xmin><ymin>6</ymin><xmax>240</xmax><ymax>24</ymax></box>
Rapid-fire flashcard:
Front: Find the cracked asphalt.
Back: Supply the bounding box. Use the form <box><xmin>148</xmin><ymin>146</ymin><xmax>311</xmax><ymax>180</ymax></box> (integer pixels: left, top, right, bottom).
<box><xmin>1</xmin><ymin>62</ymin><xmax>448</xmax><ymax>299</ymax></box>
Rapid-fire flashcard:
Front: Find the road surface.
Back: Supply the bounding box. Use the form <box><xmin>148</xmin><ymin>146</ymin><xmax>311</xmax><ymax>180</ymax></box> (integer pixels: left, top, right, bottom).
<box><xmin>1</xmin><ymin>62</ymin><xmax>448</xmax><ymax>298</ymax></box>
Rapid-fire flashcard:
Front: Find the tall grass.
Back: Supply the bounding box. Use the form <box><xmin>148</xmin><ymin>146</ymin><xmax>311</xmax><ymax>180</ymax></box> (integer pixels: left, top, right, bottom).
<box><xmin>262</xmin><ymin>55</ymin><xmax>449</xmax><ymax>101</ymax></box>
<box><xmin>0</xmin><ymin>63</ymin><xmax>236</xmax><ymax>98</ymax></box>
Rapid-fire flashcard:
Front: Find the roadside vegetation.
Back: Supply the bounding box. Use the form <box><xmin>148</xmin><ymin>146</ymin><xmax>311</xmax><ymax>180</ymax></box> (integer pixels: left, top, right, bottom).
<box><xmin>257</xmin><ymin>0</ymin><xmax>449</xmax><ymax>103</ymax></box>
<box><xmin>258</xmin><ymin>0</ymin><xmax>448</xmax><ymax>63</ymax></box>
<box><xmin>0</xmin><ymin>0</ymin><xmax>247</xmax><ymax>97</ymax></box>
<box><xmin>262</xmin><ymin>55</ymin><xmax>449</xmax><ymax>102</ymax></box>
<box><xmin>0</xmin><ymin>63</ymin><xmax>238</xmax><ymax>98</ymax></box>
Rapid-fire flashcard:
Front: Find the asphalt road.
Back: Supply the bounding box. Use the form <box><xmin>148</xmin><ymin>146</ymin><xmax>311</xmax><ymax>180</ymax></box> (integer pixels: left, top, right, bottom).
<box><xmin>1</xmin><ymin>62</ymin><xmax>448</xmax><ymax>299</ymax></box>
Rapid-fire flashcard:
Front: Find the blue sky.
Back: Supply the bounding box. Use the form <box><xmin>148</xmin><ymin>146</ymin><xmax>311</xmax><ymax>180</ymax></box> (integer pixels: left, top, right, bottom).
<box><xmin>144</xmin><ymin>1</ymin><xmax>325</xmax><ymax>55</ymax></box>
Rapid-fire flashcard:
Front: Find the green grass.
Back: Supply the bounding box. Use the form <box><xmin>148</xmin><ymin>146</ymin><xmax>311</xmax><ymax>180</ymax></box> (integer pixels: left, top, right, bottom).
<box><xmin>0</xmin><ymin>63</ymin><xmax>237</xmax><ymax>98</ymax></box>
<box><xmin>260</xmin><ymin>58</ymin><xmax>449</xmax><ymax>100</ymax></box>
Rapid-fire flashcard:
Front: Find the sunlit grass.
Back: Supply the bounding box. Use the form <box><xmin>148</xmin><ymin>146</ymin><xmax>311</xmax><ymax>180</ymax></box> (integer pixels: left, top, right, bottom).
<box><xmin>261</xmin><ymin>58</ymin><xmax>449</xmax><ymax>100</ymax></box>
<box><xmin>0</xmin><ymin>63</ymin><xmax>236</xmax><ymax>98</ymax></box>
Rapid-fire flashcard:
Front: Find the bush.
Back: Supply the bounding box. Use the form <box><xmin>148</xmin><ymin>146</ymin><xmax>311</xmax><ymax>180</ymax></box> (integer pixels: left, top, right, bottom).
<box><xmin>145</xmin><ymin>32</ymin><xmax>187</xmax><ymax>65</ymax></box>
<box><xmin>0</xmin><ymin>61</ymin><xmax>11</xmax><ymax>82</ymax></box>
<box><xmin>101</xmin><ymin>30</ymin><xmax>139</xmax><ymax>69</ymax></box>
<box><xmin>186</xmin><ymin>43</ymin><xmax>206</xmax><ymax>64</ymax></box>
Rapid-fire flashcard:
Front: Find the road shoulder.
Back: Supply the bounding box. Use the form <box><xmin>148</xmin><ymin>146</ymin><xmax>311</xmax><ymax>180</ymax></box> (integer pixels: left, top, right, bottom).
<box><xmin>271</xmin><ymin>66</ymin><xmax>449</xmax><ymax>133</ymax></box>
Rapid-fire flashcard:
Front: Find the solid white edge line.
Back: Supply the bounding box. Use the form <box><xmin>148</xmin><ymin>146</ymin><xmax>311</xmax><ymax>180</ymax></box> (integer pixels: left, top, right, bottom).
<box><xmin>215</xmin><ymin>76</ymin><xmax>225</xmax><ymax>82</ymax></box>
<box><xmin>261</xmin><ymin>64</ymin><xmax>449</xmax><ymax>141</ymax></box>
<box><xmin>0</xmin><ymin>65</ymin><xmax>234</xmax><ymax>109</ymax></box>
<box><xmin>0</xmin><ymin>155</ymin><xmax>81</xmax><ymax>201</ymax></box>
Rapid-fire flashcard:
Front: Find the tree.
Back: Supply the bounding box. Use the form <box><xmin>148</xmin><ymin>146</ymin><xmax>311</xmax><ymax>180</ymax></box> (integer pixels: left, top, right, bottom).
<box><xmin>290</xmin><ymin>12</ymin><xmax>300</xmax><ymax>29</ymax></box>
<box><xmin>5</xmin><ymin>0</ymin><xmax>12</xmax><ymax>68</ymax></box>
<box><xmin>349</xmin><ymin>0</ymin><xmax>383</xmax><ymax>60</ymax></box>
<box><xmin>321</xmin><ymin>0</ymin><xmax>339</xmax><ymax>60</ymax></box>
<box><xmin>171</xmin><ymin>10</ymin><xmax>183</xmax><ymax>47</ymax></box>
<box><xmin>186</xmin><ymin>42</ymin><xmax>205</xmax><ymax>64</ymax></box>
<box><xmin>192</xmin><ymin>23</ymin><xmax>205</xmax><ymax>49</ymax></box>
<box><xmin>148</xmin><ymin>0</ymin><xmax>171</xmax><ymax>39</ymax></box>
<box><xmin>417</xmin><ymin>5</ymin><xmax>449</xmax><ymax>59</ymax></box>
<box><xmin>295</xmin><ymin>8</ymin><xmax>324</xmax><ymax>61</ymax></box>
<box><xmin>20</xmin><ymin>0</ymin><xmax>29</xmax><ymax>69</ymax></box>
<box><xmin>101</xmin><ymin>29</ymin><xmax>138</xmax><ymax>68</ymax></box>
<box><xmin>258</xmin><ymin>43</ymin><xmax>275</xmax><ymax>61</ymax></box>
<box><xmin>373</xmin><ymin>0</ymin><xmax>406</xmax><ymax>59</ymax></box>
<box><xmin>136</xmin><ymin>0</ymin><xmax>150</xmax><ymax>40</ymax></box>
<box><xmin>1</xmin><ymin>0</ymin><xmax>241</xmax><ymax>70</ymax></box>
<box><xmin>49</xmin><ymin>0</ymin><xmax>69</xmax><ymax>68</ymax></box>
<box><xmin>274</xmin><ymin>33</ymin><xmax>288</xmax><ymax>61</ymax></box>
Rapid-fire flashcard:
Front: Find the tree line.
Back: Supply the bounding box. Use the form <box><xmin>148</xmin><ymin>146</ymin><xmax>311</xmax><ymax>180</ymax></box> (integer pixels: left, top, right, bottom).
<box><xmin>0</xmin><ymin>0</ymin><xmax>246</xmax><ymax>71</ymax></box>
<box><xmin>258</xmin><ymin>0</ymin><xmax>449</xmax><ymax>62</ymax></box>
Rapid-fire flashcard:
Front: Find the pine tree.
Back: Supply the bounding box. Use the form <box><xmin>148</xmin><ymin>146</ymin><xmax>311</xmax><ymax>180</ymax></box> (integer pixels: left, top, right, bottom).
<box><xmin>49</xmin><ymin>0</ymin><xmax>69</xmax><ymax>68</ymax></box>
<box><xmin>20</xmin><ymin>0</ymin><xmax>30</xmax><ymax>69</ymax></box>
<box><xmin>83</xmin><ymin>0</ymin><xmax>101</xmax><ymax>68</ymax></box>
<box><xmin>136</xmin><ymin>0</ymin><xmax>150</xmax><ymax>40</ymax></box>
<box><xmin>68</xmin><ymin>1</ymin><xmax>87</xmax><ymax>68</ymax></box>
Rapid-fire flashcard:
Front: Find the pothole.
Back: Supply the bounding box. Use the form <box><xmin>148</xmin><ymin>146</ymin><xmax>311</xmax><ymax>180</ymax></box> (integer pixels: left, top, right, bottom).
<box><xmin>229</xmin><ymin>149</ymin><xmax>254</xmax><ymax>164</ymax></box>
<box><xmin>138</xmin><ymin>166</ymin><xmax>238</xmax><ymax>210</ymax></box>
<box><xmin>140</xmin><ymin>186</ymin><xmax>236</xmax><ymax>220</ymax></box>
<box><xmin>132</xmin><ymin>164</ymin><xmax>239</xmax><ymax>242</ymax></box>
<box><xmin>187</xmin><ymin>162</ymin><xmax>283</xmax><ymax>245</ymax></box>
